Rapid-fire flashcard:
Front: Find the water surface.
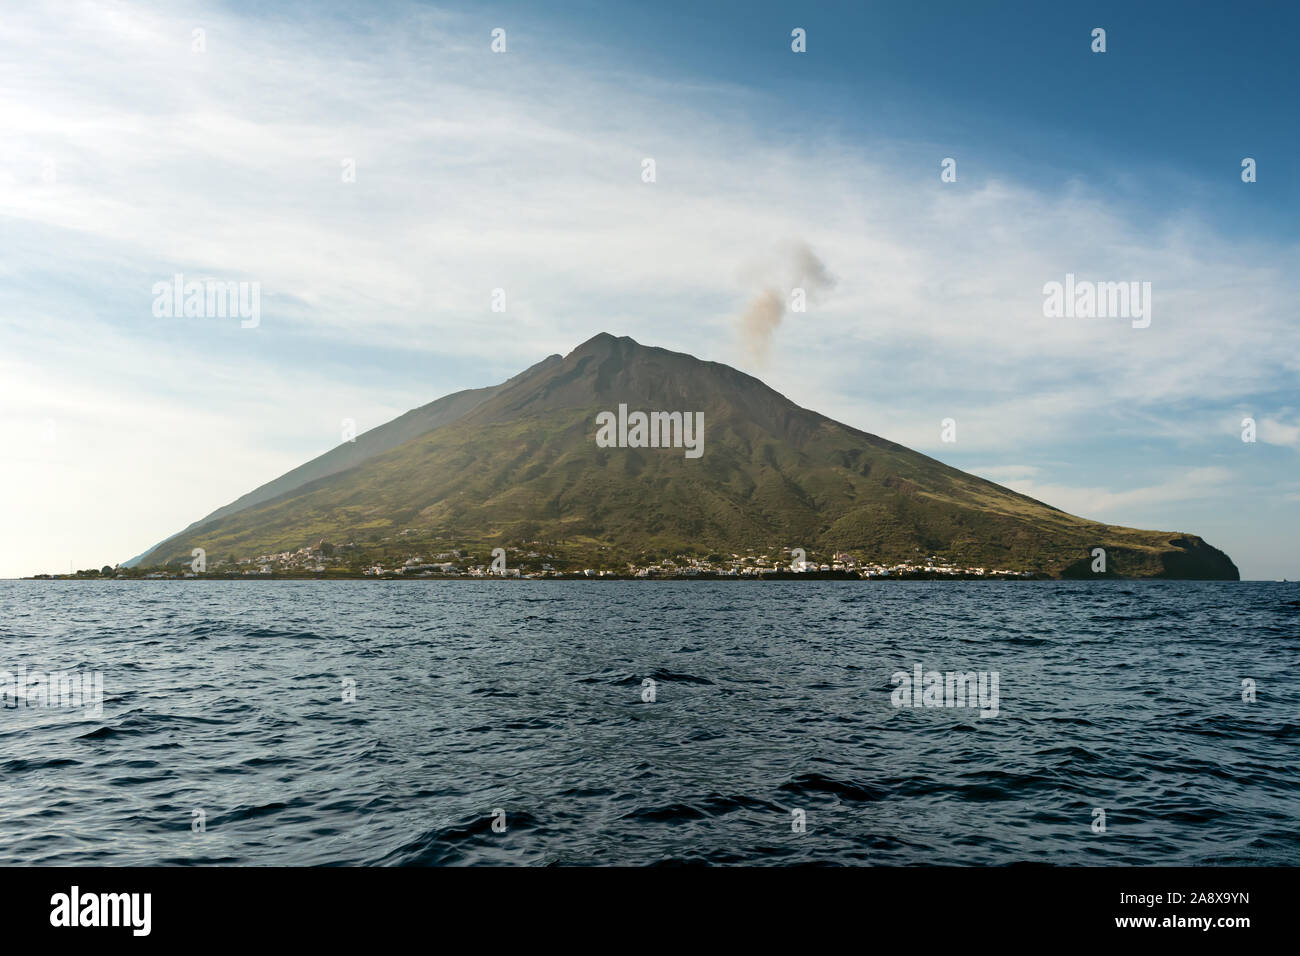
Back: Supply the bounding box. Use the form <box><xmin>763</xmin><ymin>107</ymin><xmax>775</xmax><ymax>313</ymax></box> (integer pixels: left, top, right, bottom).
<box><xmin>1</xmin><ymin>580</ymin><xmax>1296</xmax><ymax>865</ymax></box>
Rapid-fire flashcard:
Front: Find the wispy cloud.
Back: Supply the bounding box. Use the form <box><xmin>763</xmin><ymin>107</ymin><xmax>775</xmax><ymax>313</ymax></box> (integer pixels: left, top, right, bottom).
<box><xmin>996</xmin><ymin>467</ymin><xmax>1235</xmax><ymax>523</ymax></box>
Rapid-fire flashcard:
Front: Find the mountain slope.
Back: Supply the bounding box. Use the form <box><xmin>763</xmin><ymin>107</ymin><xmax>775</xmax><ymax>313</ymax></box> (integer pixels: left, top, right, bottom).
<box><xmin>124</xmin><ymin>352</ymin><xmax>562</xmax><ymax>566</ymax></box>
<box><xmin>132</xmin><ymin>333</ymin><xmax>1238</xmax><ymax>578</ymax></box>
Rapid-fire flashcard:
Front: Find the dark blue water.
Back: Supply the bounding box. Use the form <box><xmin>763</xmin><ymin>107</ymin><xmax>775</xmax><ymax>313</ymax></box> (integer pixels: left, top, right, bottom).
<box><xmin>1</xmin><ymin>580</ymin><xmax>1296</xmax><ymax>865</ymax></box>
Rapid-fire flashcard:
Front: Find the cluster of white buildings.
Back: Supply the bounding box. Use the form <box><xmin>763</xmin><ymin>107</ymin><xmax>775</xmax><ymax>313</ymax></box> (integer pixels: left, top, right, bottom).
<box><xmin>617</xmin><ymin>549</ymin><xmax>1033</xmax><ymax>580</ymax></box>
<box><xmin>163</xmin><ymin>540</ymin><xmax>1032</xmax><ymax>580</ymax></box>
<box><xmin>245</xmin><ymin>546</ymin><xmax>328</xmax><ymax>573</ymax></box>
<box><xmin>355</xmin><ymin>547</ymin><xmax>1035</xmax><ymax>580</ymax></box>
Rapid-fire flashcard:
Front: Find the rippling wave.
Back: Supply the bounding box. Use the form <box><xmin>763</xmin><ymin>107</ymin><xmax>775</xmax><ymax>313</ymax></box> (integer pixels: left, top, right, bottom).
<box><xmin>0</xmin><ymin>580</ymin><xmax>1296</xmax><ymax>865</ymax></box>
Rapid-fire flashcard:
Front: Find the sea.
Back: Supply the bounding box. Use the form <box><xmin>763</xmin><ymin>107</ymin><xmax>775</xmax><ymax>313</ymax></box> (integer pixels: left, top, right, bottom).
<box><xmin>1</xmin><ymin>579</ymin><xmax>1296</xmax><ymax>866</ymax></box>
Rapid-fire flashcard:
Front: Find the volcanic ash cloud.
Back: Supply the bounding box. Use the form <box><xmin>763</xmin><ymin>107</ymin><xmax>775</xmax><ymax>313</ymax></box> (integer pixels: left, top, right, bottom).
<box><xmin>737</xmin><ymin>243</ymin><xmax>836</xmax><ymax>363</ymax></box>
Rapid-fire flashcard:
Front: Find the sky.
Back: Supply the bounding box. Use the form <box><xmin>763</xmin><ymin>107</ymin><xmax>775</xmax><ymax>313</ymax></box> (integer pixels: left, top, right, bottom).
<box><xmin>1</xmin><ymin>0</ymin><xmax>1297</xmax><ymax>579</ymax></box>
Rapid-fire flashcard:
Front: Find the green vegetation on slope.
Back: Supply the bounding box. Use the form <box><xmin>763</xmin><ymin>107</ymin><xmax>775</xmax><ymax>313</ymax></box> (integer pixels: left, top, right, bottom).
<box><xmin>134</xmin><ymin>334</ymin><xmax>1238</xmax><ymax>579</ymax></box>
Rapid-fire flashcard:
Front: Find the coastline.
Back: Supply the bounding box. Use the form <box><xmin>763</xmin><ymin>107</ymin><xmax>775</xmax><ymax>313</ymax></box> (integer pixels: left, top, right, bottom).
<box><xmin>25</xmin><ymin>571</ymin><xmax>1154</xmax><ymax>582</ymax></box>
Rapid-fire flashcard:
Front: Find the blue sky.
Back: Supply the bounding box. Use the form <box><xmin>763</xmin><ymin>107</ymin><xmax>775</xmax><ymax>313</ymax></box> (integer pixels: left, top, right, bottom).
<box><xmin>1</xmin><ymin>0</ymin><xmax>1297</xmax><ymax>578</ymax></box>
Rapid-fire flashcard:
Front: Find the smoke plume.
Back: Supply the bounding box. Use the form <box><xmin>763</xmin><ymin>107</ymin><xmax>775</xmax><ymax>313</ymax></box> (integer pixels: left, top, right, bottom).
<box><xmin>737</xmin><ymin>242</ymin><xmax>836</xmax><ymax>363</ymax></box>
